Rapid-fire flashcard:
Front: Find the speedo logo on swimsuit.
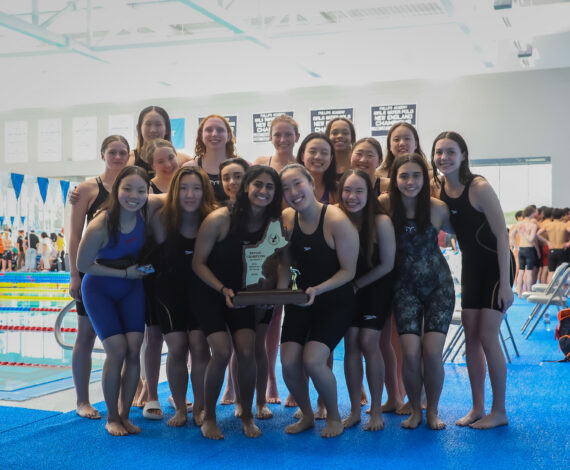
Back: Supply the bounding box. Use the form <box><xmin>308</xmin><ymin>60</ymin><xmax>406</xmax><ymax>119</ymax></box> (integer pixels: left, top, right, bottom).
<box><xmin>364</xmin><ymin>315</ymin><xmax>377</xmax><ymax>320</ymax></box>
<box><xmin>184</xmin><ymin>250</ymin><xmax>193</xmax><ymax>255</ymax></box>
<box><xmin>450</xmin><ymin>209</ymin><xmax>458</xmax><ymax>214</ymax></box>
<box><xmin>303</xmin><ymin>246</ymin><xmax>311</xmax><ymax>251</ymax></box>
<box><xmin>125</xmin><ymin>237</ymin><xmax>137</xmax><ymax>244</ymax></box>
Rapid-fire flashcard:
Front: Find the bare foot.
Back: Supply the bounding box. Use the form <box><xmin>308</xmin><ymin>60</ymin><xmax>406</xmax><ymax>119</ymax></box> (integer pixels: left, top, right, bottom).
<box><xmin>360</xmin><ymin>387</ymin><xmax>368</xmax><ymax>406</ymax></box>
<box><xmin>266</xmin><ymin>381</ymin><xmax>281</xmax><ymax>404</ymax></box>
<box><xmin>221</xmin><ymin>386</ymin><xmax>235</xmax><ymax>405</ymax></box>
<box><xmin>285</xmin><ymin>415</ymin><xmax>314</xmax><ymax>434</ymax></box>
<box><xmin>234</xmin><ymin>403</ymin><xmax>243</xmax><ymax>418</ymax></box>
<box><xmin>132</xmin><ymin>378</ymin><xmax>144</xmax><ymax>408</ymax></box>
<box><xmin>76</xmin><ymin>403</ymin><xmax>101</xmax><ymax>420</ymax></box>
<box><xmin>426</xmin><ymin>410</ymin><xmax>446</xmax><ymax>430</ymax></box>
<box><xmin>132</xmin><ymin>380</ymin><xmax>148</xmax><ymax>408</ymax></box>
<box><xmin>284</xmin><ymin>393</ymin><xmax>297</xmax><ymax>407</ymax></box>
<box><xmin>242</xmin><ymin>417</ymin><xmax>262</xmax><ymax>438</ymax></box>
<box><xmin>381</xmin><ymin>398</ymin><xmax>405</xmax><ymax>413</ymax></box>
<box><xmin>293</xmin><ymin>408</ymin><xmax>303</xmax><ymax>419</ymax></box>
<box><xmin>201</xmin><ymin>418</ymin><xmax>224</xmax><ymax>440</ymax></box>
<box><xmin>396</xmin><ymin>401</ymin><xmax>412</xmax><ymax>415</ymax></box>
<box><xmin>315</xmin><ymin>403</ymin><xmax>327</xmax><ymax>420</ymax></box>
<box><xmin>121</xmin><ymin>418</ymin><xmax>141</xmax><ymax>434</ymax></box>
<box><xmin>168</xmin><ymin>410</ymin><xmax>188</xmax><ymax>427</ymax></box>
<box><xmin>256</xmin><ymin>404</ymin><xmax>274</xmax><ymax>419</ymax></box>
<box><xmin>105</xmin><ymin>420</ymin><xmax>129</xmax><ymax>436</ymax></box>
<box><xmin>364</xmin><ymin>411</ymin><xmax>384</xmax><ymax>431</ymax></box>
<box><xmin>193</xmin><ymin>409</ymin><xmax>205</xmax><ymax>427</ymax></box>
<box><xmin>401</xmin><ymin>410</ymin><xmax>422</xmax><ymax>429</ymax></box>
<box><xmin>455</xmin><ymin>409</ymin><xmax>484</xmax><ymax>427</ymax></box>
<box><xmin>469</xmin><ymin>411</ymin><xmax>508</xmax><ymax>429</ymax></box>
<box><xmin>321</xmin><ymin>419</ymin><xmax>344</xmax><ymax>438</ymax></box>
<box><xmin>342</xmin><ymin>411</ymin><xmax>361</xmax><ymax>428</ymax></box>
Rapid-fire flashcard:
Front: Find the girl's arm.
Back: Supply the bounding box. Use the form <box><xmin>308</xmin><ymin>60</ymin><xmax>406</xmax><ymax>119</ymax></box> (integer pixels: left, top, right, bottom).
<box><xmin>146</xmin><ymin>195</ymin><xmax>166</xmax><ymax>244</ymax></box>
<box><xmin>192</xmin><ymin>208</ymin><xmax>234</xmax><ymax>306</ymax></box>
<box><xmin>304</xmin><ymin>206</ymin><xmax>358</xmax><ymax>304</ymax></box>
<box><xmin>76</xmin><ymin>214</ymin><xmax>146</xmax><ymax>279</ymax></box>
<box><xmin>352</xmin><ymin>214</ymin><xmax>396</xmax><ymax>290</ymax></box>
<box><xmin>471</xmin><ymin>179</ymin><xmax>514</xmax><ymax>312</ymax></box>
<box><xmin>68</xmin><ymin>181</ymin><xmax>94</xmax><ymax>300</ymax></box>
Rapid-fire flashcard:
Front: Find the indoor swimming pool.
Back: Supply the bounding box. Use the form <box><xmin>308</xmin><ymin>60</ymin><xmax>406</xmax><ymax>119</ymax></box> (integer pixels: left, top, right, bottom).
<box><xmin>0</xmin><ymin>272</ymin><xmax>105</xmax><ymax>400</ymax></box>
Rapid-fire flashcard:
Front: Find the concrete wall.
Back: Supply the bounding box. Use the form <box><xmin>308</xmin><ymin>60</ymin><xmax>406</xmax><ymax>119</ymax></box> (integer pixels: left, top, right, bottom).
<box><xmin>1</xmin><ymin>67</ymin><xmax>568</xmax><ymax>205</ymax></box>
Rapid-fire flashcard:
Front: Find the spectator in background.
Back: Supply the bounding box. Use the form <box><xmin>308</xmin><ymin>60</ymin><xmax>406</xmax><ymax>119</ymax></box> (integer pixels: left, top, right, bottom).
<box><xmin>57</xmin><ymin>233</ymin><xmax>66</xmax><ymax>271</ymax></box>
<box><xmin>25</xmin><ymin>230</ymin><xmax>39</xmax><ymax>272</ymax></box>
<box><xmin>16</xmin><ymin>230</ymin><xmax>25</xmax><ymax>271</ymax></box>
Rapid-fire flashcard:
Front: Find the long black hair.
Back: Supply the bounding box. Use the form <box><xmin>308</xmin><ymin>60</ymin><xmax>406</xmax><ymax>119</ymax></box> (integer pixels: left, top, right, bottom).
<box><xmin>389</xmin><ymin>153</ymin><xmax>431</xmax><ymax>234</ymax></box>
<box><xmin>230</xmin><ymin>165</ymin><xmax>283</xmax><ymax>233</ymax></box>
<box><xmin>296</xmin><ymin>132</ymin><xmax>338</xmax><ymax>200</ymax></box>
<box><xmin>338</xmin><ymin>169</ymin><xmax>385</xmax><ymax>267</ymax></box>
<box><xmin>104</xmin><ymin>166</ymin><xmax>150</xmax><ymax>245</ymax></box>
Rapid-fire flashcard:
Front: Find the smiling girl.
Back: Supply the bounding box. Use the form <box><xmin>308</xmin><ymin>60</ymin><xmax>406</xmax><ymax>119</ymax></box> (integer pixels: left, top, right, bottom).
<box><xmin>338</xmin><ymin>170</ymin><xmax>396</xmax><ymax>431</ymax></box>
<box><xmin>296</xmin><ymin>133</ymin><xmax>338</xmax><ymax>204</ymax></box>
<box><xmin>379</xmin><ymin>153</ymin><xmax>455</xmax><ymax>430</ymax></box>
<box><xmin>192</xmin><ymin>165</ymin><xmax>283</xmax><ymax>440</ymax></box>
<box><xmin>77</xmin><ymin>166</ymin><xmax>153</xmax><ymax>436</ymax></box>
<box><xmin>325</xmin><ymin>117</ymin><xmax>356</xmax><ymax>178</ymax></box>
<box><xmin>278</xmin><ymin>163</ymin><xmax>358</xmax><ymax>438</ymax></box>
<box><xmin>185</xmin><ymin>114</ymin><xmax>237</xmax><ymax>202</ymax></box>
<box><xmin>431</xmin><ymin>131</ymin><xmax>514</xmax><ymax>429</ymax></box>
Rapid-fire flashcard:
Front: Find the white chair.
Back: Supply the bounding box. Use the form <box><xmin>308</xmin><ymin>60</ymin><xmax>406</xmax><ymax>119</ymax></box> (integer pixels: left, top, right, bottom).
<box><xmin>520</xmin><ymin>262</ymin><xmax>568</xmax><ymax>299</ymax></box>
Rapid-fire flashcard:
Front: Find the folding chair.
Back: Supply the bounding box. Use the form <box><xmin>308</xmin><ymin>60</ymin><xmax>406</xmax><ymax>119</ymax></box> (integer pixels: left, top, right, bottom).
<box><xmin>520</xmin><ymin>262</ymin><xmax>568</xmax><ymax>300</ymax></box>
<box><xmin>442</xmin><ymin>311</ymin><xmax>463</xmax><ymax>362</ymax></box>
<box><xmin>521</xmin><ymin>263</ymin><xmax>569</xmax><ymax>334</ymax></box>
<box><xmin>524</xmin><ymin>267</ymin><xmax>570</xmax><ymax>339</ymax></box>
<box><xmin>443</xmin><ymin>313</ymin><xmax>519</xmax><ymax>363</ymax></box>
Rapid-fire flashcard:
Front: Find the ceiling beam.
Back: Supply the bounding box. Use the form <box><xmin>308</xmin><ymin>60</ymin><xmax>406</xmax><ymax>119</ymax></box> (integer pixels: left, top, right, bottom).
<box><xmin>178</xmin><ymin>0</ymin><xmax>320</xmax><ymax>76</ymax></box>
<box><xmin>0</xmin><ymin>10</ymin><xmax>107</xmax><ymax>63</ymax></box>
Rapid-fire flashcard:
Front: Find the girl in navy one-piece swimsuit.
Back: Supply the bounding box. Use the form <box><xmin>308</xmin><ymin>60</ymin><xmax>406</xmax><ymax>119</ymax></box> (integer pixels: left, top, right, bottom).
<box><xmin>77</xmin><ymin>166</ymin><xmax>151</xmax><ymax>437</ymax></box>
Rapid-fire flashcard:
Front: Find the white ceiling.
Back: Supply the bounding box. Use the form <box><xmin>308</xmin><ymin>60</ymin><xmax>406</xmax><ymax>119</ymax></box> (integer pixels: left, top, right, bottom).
<box><xmin>1</xmin><ymin>0</ymin><xmax>569</xmax><ymax>112</ymax></box>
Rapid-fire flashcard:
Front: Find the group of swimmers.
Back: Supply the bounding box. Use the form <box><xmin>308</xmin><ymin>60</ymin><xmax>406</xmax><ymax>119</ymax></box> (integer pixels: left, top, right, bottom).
<box><xmin>68</xmin><ymin>106</ymin><xmax>515</xmax><ymax>439</ymax></box>
<box><xmin>510</xmin><ymin>205</ymin><xmax>570</xmax><ymax>295</ymax></box>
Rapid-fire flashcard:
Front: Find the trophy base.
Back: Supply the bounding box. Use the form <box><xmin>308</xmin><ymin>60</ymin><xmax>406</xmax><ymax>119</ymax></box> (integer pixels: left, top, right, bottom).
<box><xmin>233</xmin><ymin>289</ymin><xmax>309</xmax><ymax>307</ymax></box>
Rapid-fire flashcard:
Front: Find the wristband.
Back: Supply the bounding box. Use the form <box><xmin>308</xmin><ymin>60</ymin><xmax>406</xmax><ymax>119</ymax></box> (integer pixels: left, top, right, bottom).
<box><xmin>220</xmin><ymin>285</ymin><xmax>226</xmax><ymax>295</ymax></box>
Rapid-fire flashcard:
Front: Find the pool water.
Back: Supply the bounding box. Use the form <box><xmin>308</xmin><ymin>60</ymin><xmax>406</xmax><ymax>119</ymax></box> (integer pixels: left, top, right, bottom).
<box><xmin>0</xmin><ymin>272</ymin><xmax>105</xmax><ymax>400</ymax></box>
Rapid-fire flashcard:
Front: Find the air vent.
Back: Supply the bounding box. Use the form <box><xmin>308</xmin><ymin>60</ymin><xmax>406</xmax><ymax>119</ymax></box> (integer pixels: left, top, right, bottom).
<box><xmin>322</xmin><ymin>3</ymin><xmax>445</xmax><ymax>22</ymax></box>
<box><xmin>169</xmin><ymin>22</ymin><xmax>223</xmax><ymax>34</ymax></box>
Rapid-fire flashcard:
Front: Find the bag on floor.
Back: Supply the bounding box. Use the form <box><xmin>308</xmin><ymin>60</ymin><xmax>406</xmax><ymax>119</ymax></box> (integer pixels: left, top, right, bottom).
<box><xmin>555</xmin><ymin>309</ymin><xmax>570</xmax><ymax>362</ymax></box>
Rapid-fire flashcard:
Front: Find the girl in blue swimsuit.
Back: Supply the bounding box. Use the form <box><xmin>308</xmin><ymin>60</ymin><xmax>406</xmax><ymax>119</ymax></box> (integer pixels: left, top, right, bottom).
<box><xmin>77</xmin><ymin>166</ymin><xmax>151</xmax><ymax>437</ymax></box>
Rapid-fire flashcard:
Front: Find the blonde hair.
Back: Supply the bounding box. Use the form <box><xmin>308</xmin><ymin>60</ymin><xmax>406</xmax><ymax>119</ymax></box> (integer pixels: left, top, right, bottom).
<box><xmin>144</xmin><ymin>139</ymin><xmax>177</xmax><ymax>168</ymax></box>
<box><xmin>270</xmin><ymin>114</ymin><xmax>299</xmax><ymax>136</ymax></box>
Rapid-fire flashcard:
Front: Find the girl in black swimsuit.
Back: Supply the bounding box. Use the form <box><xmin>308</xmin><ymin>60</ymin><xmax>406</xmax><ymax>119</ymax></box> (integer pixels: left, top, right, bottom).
<box><xmin>193</xmin><ymin>165</ymin><xmax>283</xmax><ymax>440</ymax></box>
<box><xmin>132</xmin><ymin>106</ymin><xmax>191</xmax><ymax>177</ymax></box>
<box><xmin>186</xmin><ymin>114</ymin><xmax>238</xmax><ymax>202</ymax></box>
<box><xmin>279</xmin><ymin>164</ymin><xmax>358</xmax><ymax>438</ymax></box>
<box><xmin>145</xmin><ymin>139</ymin><xmax>180</xmax><ymax>194</ymax></box>
<box><xmin>432</xmin><ymin>131</ymin><xmax>514</xmax><ymax>430</ymax></box>
<box><xmin>147</xmin><ymin>167</ymin><xmax>216</xmax><ymax>428</ymax></box>
<box><xmin>338</xmin><ymin>170</ymin><xmax>396</xmax><ymax>431</ymax></box>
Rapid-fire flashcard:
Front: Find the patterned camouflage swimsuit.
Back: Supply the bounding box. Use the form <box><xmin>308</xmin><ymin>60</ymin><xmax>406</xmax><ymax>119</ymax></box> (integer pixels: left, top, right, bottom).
<box><xmin>392</xmin><ymin>220</ymin><xmax>455</xmax><ymax>336</ymax></box>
